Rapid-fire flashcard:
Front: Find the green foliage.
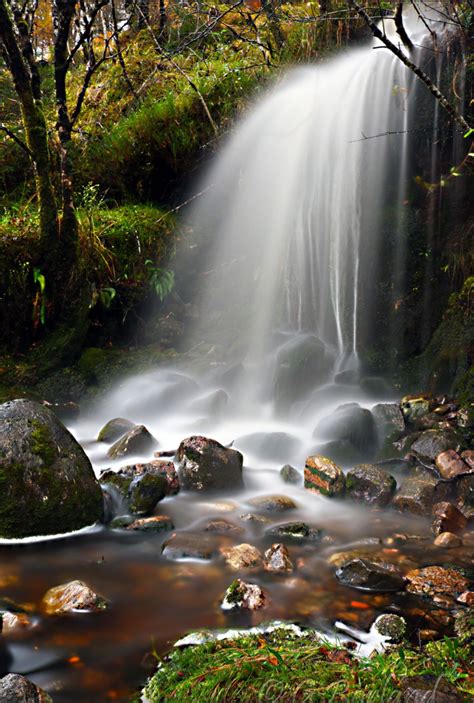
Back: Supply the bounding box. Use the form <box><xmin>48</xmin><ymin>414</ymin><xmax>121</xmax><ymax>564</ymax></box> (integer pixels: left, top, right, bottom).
<box><xmin>145</xmin><ymin>261</ymin><xmax>175</xmax><ymax>301</ymax></box>
<box><xmin>142</xmin><ymin>630</ymin><xmax>473</xmax><ymax>702</ymax></box>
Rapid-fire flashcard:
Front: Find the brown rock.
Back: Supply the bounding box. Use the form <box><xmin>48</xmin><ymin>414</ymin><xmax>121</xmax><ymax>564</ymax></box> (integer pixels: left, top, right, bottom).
<box><xmin>461</xmin><ymin>449</ymin><xmax>474</xmax><ymax>469</ymax></box>
<box><xmin>304</xmin><ymin>455</ymin><xmax>345</xmax><ymax>497</ymax></box>
<box><xmin>0</xmin><ymin>674</ymin><xmax>52</xmax><ymax>702</ymax></box>
<box><xmin>457</xmin><ymin>591</ymin><xmax>474</xmax><ymax>606</ymax></box>
<box><xmin>162</xmin><ymin>532</ymin><xmax>220</xmax><ymax>561</ymax></box>
<box><xmin>406</xmin><ymin>566</ymin><xmax>469</xmax><ymax>600</ymax></box>
<box><xmin>435</xmin><ymin>450</ymin><xmax>471</xmax><ymax>480</ymax></box>
<box><xmin>263</xmin><ymin>543</ymin><xmax>294</xmax><ymax>572</ymax></box>
<box><xmin>433</xmin><ymin>532</ymin><xmax>462</xmax><ymax>548</ymax></box>
<box><xmin>393</xmin><ymin>473</ymin><xmax>451</xmax><ymax>516</ymax></box>
<box><xmin>126</xmin><ymin>515</ymin><xmax>174</xmax><ymax>533</ymax></box>
<box><xmin>431</xmin><ymin>502</ymin><xmax>467</xmax><ymax>535</ymax></box>
<box><xmin>247</xmin><ymin>495</ymin><xmax>297</xmax><ymax>512</ymax></box>
<box><xmin>221</xmin><ymin>543</ymin><xmax>262</xmax><ymax>570</ymax></box>
<box><xmin>1</xmin><ymin>611</ymin><xmax>32</xmax><ymax>634</ymax></box>
<box><xmin>41</xmin><ymin>580</ymin><xmax>107</xmax><ymax>614</ymax></box>
<box><xmin>204</xmin><ymin>519</ymin><xmax>244</xmax><ymax>535</ymax></box>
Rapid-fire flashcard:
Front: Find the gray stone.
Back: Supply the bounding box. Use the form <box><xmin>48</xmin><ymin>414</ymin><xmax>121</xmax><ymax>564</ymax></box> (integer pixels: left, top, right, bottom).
<box><xmin>177</xmin><ymin>436</ymin><xmax>243</xmax><ymax>492</ymax></box>
<box><xmin>335</xmin><ymin>558</ymin><xmax>405</xmax><ymax>592</ymax></box>
<box><xmin>273</xmin><ymin>334</ymin><xmax>333</xmax><ymax>407</ymax></box>
<box><xmin>108</xmin><ymin>425</ymin><xmax>158</xmax><ymax>459</ymax></box>
<box><xmin>162</xmin><ymin>532</ymin><xmax>219</xmax><ymax>561</ymax></box>
<box><xmin>247</xmin><ymin>495</ymin><xmax>297</xmax><ymax>512</ymax></box>
<box><xmin>0</xmin><ymin>399</ymin><xmax>103</xmax><ymax>538</ymax></box>
<box><xmin>100</xmin><ymin>463</ymin><xmax>169</xmax><ymax>517</ymax></box>
<box><xmin>392</xmin><ymin>471</ymin><xmax>451</xmax><ymax>516</ymax></box>
<box><xmin>280</xmin><ymin>464</ymin><xmax>301</xmax><ymax>484</ymax></box>
<box><xmin>97</xmin><ymin>417</ymin><xmax>135</xmax><ymax>443</ymax></box>
<box><xmin>313</xmin><ymin>403</ymin><xmax>377</xmax><ymax>459</ymax></box>
<box><xmin>372</xmin><ymin>403</ymin><xmax>405</xmax><ymax>445</ymax></box>
<box><xmin>346</xmin><ymin>464</ymin><xmax>396</xmax><ymax>506</ymax></box>
<box><xmin>410</xmin><ymin>430</ymin><xmax>462</xmax><ymax>461</ymax></box>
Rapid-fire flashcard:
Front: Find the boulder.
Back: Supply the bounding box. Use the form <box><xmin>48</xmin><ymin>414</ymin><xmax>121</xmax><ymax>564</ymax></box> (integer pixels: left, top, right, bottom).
<box><xmin>313</xmin><ymin>403</ymin><xmax>377</xmax><ymax>460</ymax></box>
<box><xmin>100</xmin><ymin>463</ymin><xmax>169</xmax><ymax>517</ymax></box>
<box><xmin>126</xmin><ymin>516</ymin><xmax>174</xmax><ymax>533</ymax></box>
<box><xmin>433</xmin><ymin>532</ymin><xmax>462</xmax><ymax>548</ymax></box>
<box><xmin>304</xmin><ymin>455</ymin><xmax>345</xmax><ymax>497</ymax></box>
<box><xmin>371</xmin><ymin>402</ymin><xmax>405</xmax><ymax>445</ymax></box>
<box><xmin>41</xmin><ymin>580</ymin><xmax>107</xmax><ymax>614</ymax></box>
<box><xmin>247</xmin><ymin>495</ymin><xmax>297</xmax><ymax>513</ymax></box>
<box><xmin>0</xmin><ymin>399</ymin><xmax>103</xmax><ymax>538</ymax></box>
<box><xmin>97</xmin><ymin>417</ymin><xmax>135</xmax><ymax>443</ymax></box>
<box><xmin>221</xmin><ymin>579</ymin><xmax>266</xmax><ymax>611</ymax></box>
<box><xmin>346</xmin><ymin>464</ymin><xmax>396</xmax><ymax>506</ymax></box>
<box><xmin>431</xmin><ymin>502</ymin><xmax>467</xmax><ymax>535</ymax></box>
<box><xmin>335</xmin><ymin>558</ymin><xmax>405</xmax><ymax>592</ymax></box>
<box><xmin>221</xmin><ymin>543</ymin><xmax>262</xmax><ymax>570</ymax></box>
<box><xmin>400</xmin><ymin>395</ymin><xmax>432</xmax><ymax>424</ymax></box>
<box><xmin>435</xmin><ymin>450</ymin><xmax>471</xmax><ymax>480</ymax></box>
<box><xmin>405</xmin><ymin>566</ymin><xmax>469</xmax><ymax>600</ymax></box>
<box><xmin>263</xmin><ymin>543</ymin><xmax>293</xmax><ymax>572</ymax></box>
<box><xmin>107</xmin><ymin>425</ymin><xmax>157</xmax><ymax>459</ymax></box>
<box><xmin>392</xmin><ymin>471</ymin><xmax>451</xmax><ymax>516</ymax></box>
<box><xmin>280</xmin><ymin>464</ymin><xmax>300</xmax><ymax>484</ymax></box>
<box><xmin>176</xmin><ymin>436</ymin><xmax>243</xmax><ymax>492</ymax></box>
<box><xmin>273</xmin><ymin>334</ymin><xmax>333</xmax><ymax>407</ymax></box>
<box><xmin>410</xmin><ymin>430</ymin><xmax>462</xmax><ymax>461</ymax></box>
<box><xmin>0</xmin><ymin>674</ymin><xmax>52</xmax><ymax>703</ymax></box>
<box><xmin>452</xmin><ymin>474</ymin><xmax>474</xmax><ymax>512</ymax></box>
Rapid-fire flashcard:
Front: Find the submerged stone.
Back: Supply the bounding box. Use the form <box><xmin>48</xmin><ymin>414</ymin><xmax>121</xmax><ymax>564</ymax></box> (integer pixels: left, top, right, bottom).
<box><xmin>304</xmin><ymin>455</ymin><xmax>345</xmax><ymax>497</ymax></box>
<box><xmin>345</xmin><ymin>464</ymin><xmax>396</xmax><ymax>506</ymax></box>
<box><xmin>126</xmin><ymin>516</ymin><xmax>174</xmax><ymax>533</ymax></box>
<box><xmin>107</xmin><ymin>425</ymin><xmax>158</xmax><ymax>459</ymax></box>
<box><xmin>405</xmin><ymin>566</ymin><xmax>469</xmax><ymax>600</ymax></box>
<box><xmin>162</xmin><ymin>532</ymin><xmax>219</xmax><ymax>561</ymax></box>
<box><xmin>0</xmin><ymin>399</ymin><xmax>103</xmax><ymax>538</ymax></box>
<box><xmin>41</xmin><ymin>580</ymin><xmax>107</xmax><ymax>614</ymax></box>
<box><xmin>176</xmin><ymin>435</ymin><xmax>243</xmax><ymax>492</ymax></box>
<box><xmin>335</xmin><ymin>558</ymin><xmax>405</xmax><ymax>592</ymax></box>
<box><xmin>247</xmin><ymin>495</ymin><xmax>297</xmax><ymax>512</ymax></box>
<box><xmin>266</xmin><ymin>521</ymin><xmax>322</xmax><ymax>541</ymax></box>
<box><xmin>221</xmin><ymin>543</ymin><xmax>262</xmax><ymax>570</ymax></box>
<box><xmin>263</xmin><ymin>543</ymin><xmax>293</xmax><ymax>572</ymax></box>
<box><xmin>203</xmin><ymin>519</ymin><xmax>244</xmax><ymax>535</ymax></box>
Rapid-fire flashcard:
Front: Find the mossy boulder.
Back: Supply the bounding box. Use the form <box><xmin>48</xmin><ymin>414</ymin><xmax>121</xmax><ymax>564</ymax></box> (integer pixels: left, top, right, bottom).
<box><xmin>176</xmin><ymin>436</ymin><xmax>244</xmax><ymax>492</ymax></box>
<box><xmin>0</xmin><ymin>399</ymin><xmax>103</xmax><ymax>538</ymax></box>
<box><xmin>346</xmin><ymin>464</ymin><xmax>397</xmax><ymax>506</ymax></box>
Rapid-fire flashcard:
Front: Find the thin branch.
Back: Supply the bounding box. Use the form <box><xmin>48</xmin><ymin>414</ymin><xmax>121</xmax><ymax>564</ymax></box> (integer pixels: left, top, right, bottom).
<box><xmin>0</xmin><ymin>123</ymin><xmax>33</xmax><ymax>157</ymax></box>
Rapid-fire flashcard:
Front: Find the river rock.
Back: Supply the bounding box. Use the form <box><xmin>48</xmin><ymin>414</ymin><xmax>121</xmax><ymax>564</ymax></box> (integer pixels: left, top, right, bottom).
<box><xmin>0</xmin><ymin>674</ymin><xmax>52</xmax><ymax>702</ymax></box>
<box><xmin>126</xmin><ymin>515</ymin><xmax>174</xmax><ymax>533</ymax></box>
<box><xmin>247</xmin><ymin>495</ymin><xmax>297</xmax><ymax>512</ymax></box>
<box><xmin>346</xmin><ymin>464</ymin><xmax>396</xmax><ymax>506</ymax></box>
<box><xmin>108</xmin><ymin>425</ymin><xmax>157</xmax><ymax>459</ymax></box>
<box><xmin>221</xmin><ymin>579</ymin><xmax>266</xmax><ymax>611</ymax></box>
<box><xmin>452</xmin><ymin>474</ymin><xmax>474</xmax><ymax>513</ymax></box>
<box><xmin>100</xmin><ymin>464</ymin><xmax>168</xmax><ymax>517</ymax></box>
<box><xmin>374</xmin><ymin>614</ymin><xmax>406</xmax><ymax>641</ymax></box>
<box><xmin>435</xmin><ymin>450</ymin><xmax>471</xmax><ymax>480</ymax></box>
<box><xmin>433</xmin><ymin>532</ymin><xmax>462</xmax><ymax>548</ymax></box>
<box><xmin>176</xmin><ymin>435</ymin><xmax>243</xmax><ymax>492</ymax></box>
<box><xmin>400</xmin><ymin>395</ymin><xmax>432</xmax><ymax>424</ymax></box>
<box><xmin>410</xmin><ymin>429</ymin><xmax>462</xmax><ymax>461</ymax></box>
<box><xmin>221</xmin><ymin>543</ymin><xmax>262</xmax><ymax>570</ymax></box>
<box><xmin>431</xmin><ymin>502</ymin><xmax>467</xmax><ymax>535</ymax></box>
<box><xmin>461</xmin><ymin>449</ymin><xmax>474</xmax><ymax>469</ymax></box>
<box><xmin>405</xmin><ymin>566</ymin><xmax>469</xmax><ymax>600</ymax></box>
<box><xmin>263</xmin><ymin>543</ymin><xmax>293</xmax><ymax>572</ymax></box>
<box><xmin>1</xmin><ymin>611</ymin><xmax>32</xmax><ymax>634</ymax></box>
<box><xmin>204</xmin><ymin>519</ymin><xmax>244</xmax><ymax>535</ymax></box>
<box><xmin>266</xmin><ymin>521</ymin><xmax>322</xmax><ymax>541</ymax></box>
<box><xmin>280</xmin><ymin>464</ymin><xmax>300</xmax><ymax>484</ymax></box>
<box><xmin>162</xmin><ymin>532</ymin><xmax>219</xmax><ymax>561</ymax></box>
<box><xmin>97</xmin><ymin>417</ymin><xmax>135</xmax><ymax>443</ymax></box>
<box><xmin>392</xmin><ymin>471</ymin><xmax>450</xmax><ymax>516</ymax></box>
<box><xmin>41</xmin><ymin>580</ymin><xmax>107</xmax><ymax>614</ymax></box>
<box><xmin>371</xmin><ymin>402</ymin><xmax>405</xmax><ymax>445</ymax></box>
<box><xmin>457</xmin><ymin>591</ymin><xmax>474</xmax><ymax>606</ymax></box>
<box><xmin>0</xmin><ymin>399</ymin><xmax>103</xmax><ymax>538</ymax></box>
<box><xmin>273</xmin><ymin>334</ymin><xmax>333</xmax><ymax>407</ymax></box>
<box><xmin>313</xmin><ymin>403</ymin><xmax>377</xmax><ymax>459</ymax></box>
<box><xmin>305</xmin><ymin>455</ymin><xmax>345</xmax><ymax>497</ymax></box>
<box><xmin>400</xmin><ymin>675</ymin><xmax>463</xmax><ymax>703</ymax></box>
<box><xmin>335</xmin><ymin>558</ymin><xmax>405</xmax><ymax>592</ymax></box>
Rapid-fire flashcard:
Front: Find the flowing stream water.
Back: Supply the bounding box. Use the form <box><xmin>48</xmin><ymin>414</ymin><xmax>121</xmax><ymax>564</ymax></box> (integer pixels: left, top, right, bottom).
<box><xmin>2</xmin><ymin>8</ymin><xmax>469</xmax><ymax>702</ymax></box>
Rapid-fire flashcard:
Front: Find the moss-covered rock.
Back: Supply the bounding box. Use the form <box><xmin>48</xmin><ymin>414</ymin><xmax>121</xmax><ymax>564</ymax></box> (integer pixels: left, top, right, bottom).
<box><xmin>0</xmin><ymin>399</ymin><xmax>103</xmax><ymax>538</ymax></box>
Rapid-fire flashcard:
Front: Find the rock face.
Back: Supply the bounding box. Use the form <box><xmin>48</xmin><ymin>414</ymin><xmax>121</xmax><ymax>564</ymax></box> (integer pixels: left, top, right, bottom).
<box><xmin>314</xmin><ymin>403</ymin><xmax>377</xmax><ymax>460</ymax></box>
<box><xmin>221</xmin><ymin>579</ymin><xmax>266</xmax><ymax>611</ymax></box>
<box><xmin>176</xmin><ymin>436</ymin><xmax>244</xmax><ymax>492</ymax></box>
<box><xmin>0</xmin><ymin>399</ymin><xmax>103</xmax><ymax>538</ymax></box>
<box><xmin>431</xmin><ymin>502</ymin><xmax>467</xmax><ymax>535</ymax></box>
<box><xmin>335</xmin><ymin>558</ymin><xmax>405</xmax><ymax>592</ymax></box>
<box><xmin>392</xmin><ymin>470</ymin><xmax>450</xmax><ymax>516</ymax></box>
<box><xmin>263</xmin><ymin>543</ymin><xmax>293</xmax><ymax>572</ymax></box>
<box><xmin>221</xmin><ymin>544</ymin><xmax>262</xmax><ymax>570</ymax></box>
<box><xmin>304</xmin><ymin>455</ymin><xmax>345</xmax><ymax>497</ymax></box>
<box><xmin>345</xmin><ymin>464</ymin><xmax>396</xmax><ymax>506</ymax></box>
<box><xmin>405</xmin><ymin>566</ymin><xmax>469</xmax><ymax>600</ymax></box>
<box><xmin>97</xmin><ymin>417</ymin><xmax>135</xmax><ymax>443</ymax></box>
<box><xmin>0</xmin><ymin>674</ymin><xmax>52</xmax><ymax>702</ymax></box>
<box><xmin>100</xmin><ymin>463</ymin><xmax>169</xmax><ymax>517</ymax></box>
<box><xmin>42</xmin><ymin>580</ymin><xmax>107</xmax><ymax>614</ymax></box>
<box><xmin>107</xmin><ymin>425</ymin><xmax>157</xmax><ymax>459</ymax></box>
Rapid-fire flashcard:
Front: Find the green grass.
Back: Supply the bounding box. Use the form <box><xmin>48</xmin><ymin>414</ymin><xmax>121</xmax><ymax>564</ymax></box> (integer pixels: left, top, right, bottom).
<box><xmin>141</xmin><ymin>630</ymin><xmax>473</xmax><ymax>702</ymax></box>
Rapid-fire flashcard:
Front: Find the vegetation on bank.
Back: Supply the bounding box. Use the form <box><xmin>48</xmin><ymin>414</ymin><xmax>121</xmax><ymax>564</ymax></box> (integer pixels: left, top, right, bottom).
<box><xmin>140</xmin><ymin>629</ymin><xmax>474</xmax><ymax>702</ymax></box>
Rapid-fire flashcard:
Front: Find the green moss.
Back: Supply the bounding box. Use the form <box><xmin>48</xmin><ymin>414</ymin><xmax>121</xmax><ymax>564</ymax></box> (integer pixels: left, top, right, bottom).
<box><xmin>141</xmin><ymin>630</ymin><xmax>473</xmax><ymax>702</ymax></box>
<box><xmin>30</xmin><ymin>419</ymin><xmax>55</xmax><ymax>465</ymax></box>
